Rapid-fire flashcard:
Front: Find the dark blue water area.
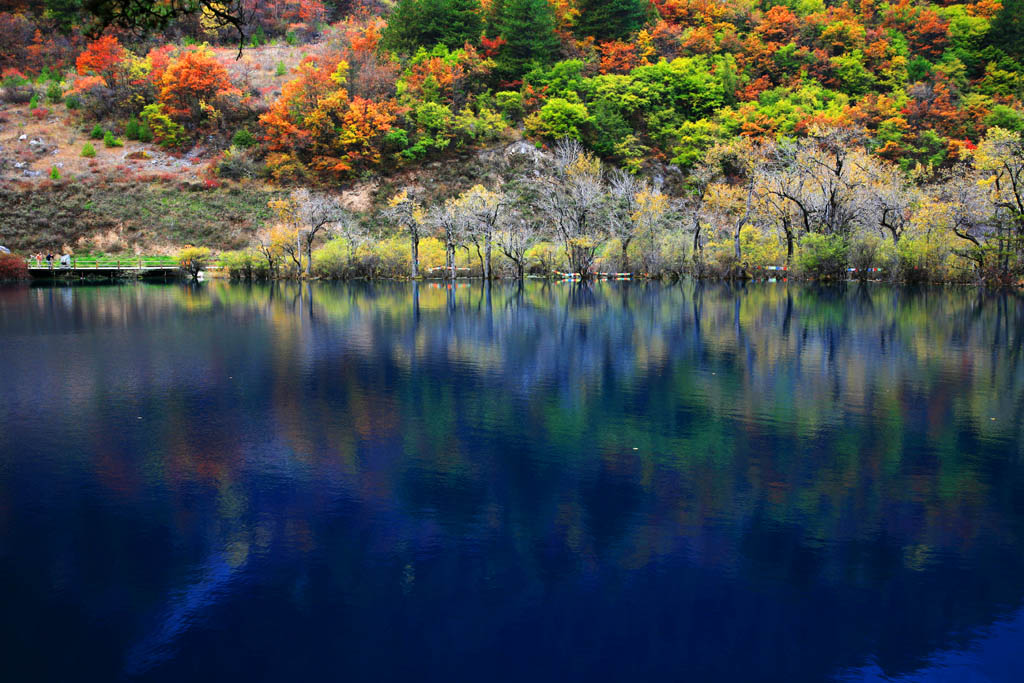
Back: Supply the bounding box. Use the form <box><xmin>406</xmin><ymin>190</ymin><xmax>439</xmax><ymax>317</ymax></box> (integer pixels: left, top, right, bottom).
<box><xmin>1</xmin><ymin>280</ymin><xmax>1023</xmax><ymax>682</ymax></box>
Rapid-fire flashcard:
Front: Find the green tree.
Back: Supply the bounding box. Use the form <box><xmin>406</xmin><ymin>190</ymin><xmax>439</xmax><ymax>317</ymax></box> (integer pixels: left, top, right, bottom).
<box><xmin>488</xmin><ymin>0</ymin><xmax>560</xmax><ymax>81</ymax></box>
<box><xmin>380</xmin><ymin>0</ymin><xmax>484</xmax><ymax>53</ymax></box>
<box><xmin>573</xmin><ymin>0</ymin><xmax>650</xmax><ymax>42</ymax></box>
<box><xmin>988</xmin><ymin>0</ymin><xmax>1024</xmax><ymax>60</ymax></box>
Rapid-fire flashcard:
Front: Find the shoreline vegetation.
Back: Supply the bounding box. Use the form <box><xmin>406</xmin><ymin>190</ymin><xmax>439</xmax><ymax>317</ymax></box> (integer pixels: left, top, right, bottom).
<box><xmin>2</xmin><ymin>2</ymin><xmax>1024</xmax><ymax>286</ymax></box>
<box><xmin>16</xmin><ymin>132</ymin><xmax>1024</xmax><ymax>287</ymax></box>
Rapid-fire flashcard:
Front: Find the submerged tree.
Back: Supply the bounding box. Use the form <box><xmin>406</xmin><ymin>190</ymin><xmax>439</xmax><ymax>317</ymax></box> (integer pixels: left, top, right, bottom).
<box><xmin>384</xmin><ymin>189</ymin><xmax>427</xmax><ymax>279</ymax></box>
<box><xmin>531</xmin><ymin>139</ymin><xmax>608</xmax><ymax>277</ymax></box>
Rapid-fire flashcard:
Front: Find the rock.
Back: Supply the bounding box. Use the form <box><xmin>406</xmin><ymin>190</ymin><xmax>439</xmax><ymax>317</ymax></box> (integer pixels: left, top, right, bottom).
<box><xmin>18</xmin><ymin>134</ymin><xmax>27</xmax><ymax>141</ymax></box>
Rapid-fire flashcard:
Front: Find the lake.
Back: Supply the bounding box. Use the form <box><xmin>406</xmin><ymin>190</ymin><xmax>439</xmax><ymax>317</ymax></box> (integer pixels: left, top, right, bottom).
<box><xmin>1</xmin><ymin>280</ymin><xmax>1023</xmax><ymax>682</ymax></box>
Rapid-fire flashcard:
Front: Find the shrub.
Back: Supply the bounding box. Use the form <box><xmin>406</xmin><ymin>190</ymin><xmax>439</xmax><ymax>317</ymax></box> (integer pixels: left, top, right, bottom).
<box><xmin>796</xmin><ymin>233</ymin><xmax>849</xmax><ymax>280</ymax></box>
<box><xmin>125</xmin><ymin>117</ymin><xmax>140</xmax><ymax>140</ymax></box>
<box><xmin>90</xmin><ymin>124</ymin><xmax>105</xmax><ymax>140</ymax></box>
<box><xmin>31</xmin><ymin>107</ymin><xmax>48</xmax><ymax>120</ymax></box>
<box><xmin>103</xmin><ymin>130</ymin><xmax>123</xmax><ymax>147</ymax></box>
<box><xmin>178</xmin><ymin>246</ymin><xmax>211</xmax><ymax>279</ymax></box>
<box><xmin>525</xmin><ymin>98</ymin><xmax>589</xmax><ymax>140</ymax></box>
<box><xmin>1</xmin><ymin>84</ymin><xmax>34</xmax><ymax>104</ymax></box>
<box><xmin>64</xmin><ymin>94</ymin><xmax>81</xmax><ymax>109</ymax></box>
<box><xmin>216</xmin><ymin>147</ymin><xmax>260</xmax><ymax>179</ymax></box>
<box><xmin>231</xmin><ymin>128</ymin><xmax>256</xmax><ymax>148</ymax></box>
<box><xmin>28</xmin><ymin>93</ymin><xmax>38</xmax><ymax>109</ymax></box>
<box><xmin>0</xmin><ymin>253</ymin><xmax>29</xmax><ymax>281</ymax></box>
<box><xmin>312</xmin><ymin>238</ymin><xmax>357</xmax><ymax>278</ymax></box>
<box><xmin>49</xmin><ymin>165</ymin><xmax>60</xmax><ymax>180</ymax></box>
<box><xmin>137</xmin><ymin>122</ymin><xmax>154</xmax><ymax>143</ymax></box>
<box><xmin>525</xmin><ymin>241</ymin><xmax>564</xmax><ymax>274</ymax></box>
<box><xmin>849</xmin><ymin>234</ymin><xmax>884</xmax><ymax>279</ymax></box>
<box><xmin>81</xmin><ymin>143</ymin><xmax>96</xmax><ymax>157</ymax></box>
<box><xmin>46</xmin><ymin>81</ymin><xmax>62</xmax><ymax>104</ymax></box>
<box><xmin>220</xmin><ymin>250</ymin><xmax>259</xmax><ymax>279</ymax></box>
<box><xmin>275</xmin><ymin>60</ymin><xmax>287</xmax><ymax>76</ymax></box>
<box><xmin>495</xmin><ymin>91</ymin><xmax>524</xmax><ymax>121</ymax></box>
<box><xmin>140</xmin><ymin>103</ymin><xmax>187</xmax><ymax>148</ymax></box>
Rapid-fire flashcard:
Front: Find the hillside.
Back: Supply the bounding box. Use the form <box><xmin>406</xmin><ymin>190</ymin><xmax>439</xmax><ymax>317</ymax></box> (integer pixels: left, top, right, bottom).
<box><xmin>0</xmin><ymin>0</ymin><xmax>1023</xmax><ymax>282</ymax></box>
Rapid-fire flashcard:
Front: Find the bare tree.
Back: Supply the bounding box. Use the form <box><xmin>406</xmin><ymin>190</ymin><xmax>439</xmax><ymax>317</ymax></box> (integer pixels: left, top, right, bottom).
<box><xmin>292</xmin><ymin>189</ymin><xmax>351</xmax><ymax>277</ymax></box>
<box><xmin>531</xmin><ymin>139</ymin><xmax>608</xmax><ymax>277</ymax></box>
<box><xmin>857</xmin><ymin>157</ymin><xmax>918</xmax><ymax>245</ymax></box>
<box><xmin>496</xmin><ymin>208</ymin><xmax>542</xmax><ymax>279</ymax></box>
<box><xmin>607</xmin><ymin>169</ymin><xmax>644</xmax><ymax>271</ymax></box>
<box><xmin>763</xmin><ymin>127</ymin><xmax>868</xmax><ymax>239</ymax></box>
<box><xmin>427</xmin><ymin>199</ymin><xmax>467</xmax><ymax>280</ymax></box>
<box><xmin>455</xmin><ymin>185</ymin><xmax>505</xmax><ymax>280</ymax></box>
<box><xmin>383</xmin><ymin>189</ymin><xmax>425</xmax><ymax>279</ymax></box>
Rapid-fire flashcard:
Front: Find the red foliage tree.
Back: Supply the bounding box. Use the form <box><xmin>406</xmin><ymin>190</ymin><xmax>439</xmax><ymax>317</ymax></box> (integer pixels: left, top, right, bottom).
<box><xmin>76</xmin><ymin>35</ymin><xmax>124</xmax><ymax>77</ymax></box>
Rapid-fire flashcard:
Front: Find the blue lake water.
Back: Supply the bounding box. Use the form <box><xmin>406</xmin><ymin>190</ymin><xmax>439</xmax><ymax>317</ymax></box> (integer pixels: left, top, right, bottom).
<box><xmin>1</xmin><ymin>280</ymin><xmax>1023</xmax><ymax>682</ymax></box>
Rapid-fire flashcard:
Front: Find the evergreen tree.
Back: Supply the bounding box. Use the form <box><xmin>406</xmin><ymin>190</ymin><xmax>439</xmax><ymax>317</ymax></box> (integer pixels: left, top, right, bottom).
<box><xmin>573</xmin><ymin>0</ymin><xmax>651</xmax><ymax>42</ymax></box>
<box><xmin>380</xmin><ymin>0</ymin><xmax>484</xmax><ymax>53</ymax></box>
<box><xmin>989</xmin><ymin>0</ymin><xmax>1024</xmax><ymax>61</ymax></box>
<box><xmin>489</xmin><ymin>0</ymin><xmax>561</xmax><ymax>81</ymax></box>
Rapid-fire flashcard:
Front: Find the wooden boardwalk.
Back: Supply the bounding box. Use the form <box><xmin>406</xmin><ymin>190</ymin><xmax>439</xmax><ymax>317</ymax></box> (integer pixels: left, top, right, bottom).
<box><xmin>27</xmin><ymin>258</ymin><xmax>180</xmax><ymax>279</ymax></box>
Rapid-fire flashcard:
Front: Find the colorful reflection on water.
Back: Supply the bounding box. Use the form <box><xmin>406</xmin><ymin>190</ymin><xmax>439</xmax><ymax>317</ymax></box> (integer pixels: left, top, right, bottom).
<box><xmin>1</xmin><ymin>280</ymin><xmax>1022</xmax><ymax>682</ymax></box>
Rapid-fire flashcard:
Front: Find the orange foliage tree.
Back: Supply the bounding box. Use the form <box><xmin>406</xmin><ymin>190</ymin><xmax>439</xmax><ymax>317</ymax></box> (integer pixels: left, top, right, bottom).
<box><xmin>76</xmin><ymin>35</ymin><xmax>124</xmax><ymax>78</ymax></box>
<box><xmin>158</xmin><ymin>46</ymin><xmax>241</xmax><ymax>127</ymax></box>
<box><xmin>260</xmin><ymin>55</ymin><xmax>399</xmax><ymax>179</ymax></box>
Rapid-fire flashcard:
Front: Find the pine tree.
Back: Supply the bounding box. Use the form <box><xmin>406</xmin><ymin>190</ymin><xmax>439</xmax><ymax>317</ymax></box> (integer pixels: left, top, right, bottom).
<box><xmin>380</xmin><ymin>0</ymin><xmax>484</xmax><ymax>53</ymax></box>
<box><xmin>573</xmin><ymin>0</ymin><xmax>651</xmax><ymax>42</ymax></box>
<box><xmin>989</xmin><ymin>0</ymin><xmax>1024</xmax><ymax>61</ymax></box>
<box><xmin>489</xmin><ymin>0</ymin><xmax>561</xmax><ymax>81</ymax></box>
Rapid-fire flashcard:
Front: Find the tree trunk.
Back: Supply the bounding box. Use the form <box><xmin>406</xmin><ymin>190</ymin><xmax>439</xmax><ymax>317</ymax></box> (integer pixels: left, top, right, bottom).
<box><xmin>484</xmin><ymin>233</ymin><xmax>492</xmax><ymax>280</ymax></box>
<box><xmin>411</xmin><ymin>234</ymin><xmax>419</xmax><ymax>279</ymax></box>
<box><xmin>305</xmin><ymin>239</ymin><xmax>312</xmax><ymax>277</ymax></box>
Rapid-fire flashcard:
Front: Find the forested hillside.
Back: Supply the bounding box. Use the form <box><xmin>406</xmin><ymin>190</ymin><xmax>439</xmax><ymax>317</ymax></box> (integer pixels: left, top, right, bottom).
<box><xmin>1</xmin><ymin>0</ymin><xmax>1024</xmax><ymax>282</ymax></box>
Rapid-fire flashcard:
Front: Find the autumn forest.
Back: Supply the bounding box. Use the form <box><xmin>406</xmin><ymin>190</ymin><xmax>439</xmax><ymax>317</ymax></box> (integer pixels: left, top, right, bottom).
<box><xmin>2</xmin><ymin>0</ymin><xmax>1024</xmax><ymax>283</ymax></box>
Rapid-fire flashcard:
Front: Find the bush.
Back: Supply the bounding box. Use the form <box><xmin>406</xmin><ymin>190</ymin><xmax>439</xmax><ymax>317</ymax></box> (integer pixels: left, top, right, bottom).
<box><xmin>495</xmin><ymin>91</ymin><xmax>524</xmax><ymax>122</ymax></box>
<box><xmin>140</xmin><ymin>103</ymin><xmax>187</xmax><ymax>148</ymax></box>
<box><xmin>64</xmin><ymin>94</ymin><xmax>80</xmax><ymax>109</ymax></box>
<box><xmin>0</xmin><ymin>253</ymin><xmax>29</xmax><ymax>281</ymax></box>
<box><xmin>796</xmin><ymin>233</ymin><xmax>849</xmax><ymax>280</ymax></box>
<box><xmin>46</xmin><ymin>81</ymin><xmax>62</xmax><ymax>104</ymax></box>
<box><xmin>525</xmin><ymin>241</ymin><xmax>564</xmax><ymax>275</ymax></box>
<box><xmin>275</xmin><ymin>61</ymin><xmax>287</xmax><ymax>76</ymax></box>
<box><xmin>216</xmin><ymin>147</ymin><xmax>260</xmax><ymax>179</ymax></box>
<box><xmin>103</xmin><ymin>130</ymin><xmax>123</xmax><ymax>147</ymax></box>
<box><xmin>231</xmin><ymin>128</ymin><xmax>256</xmax><ymax>148</ymax></box>
<box><xmin>312</xmin><ymin>238</ymin><xmax>358</xmax><ymax>278</ymax></box>
<box><xmin>849</xmin><ymin>234</ymin><xmax>884</xmax><ymax>279</ymax></box>
<box><xmin>90</xmin><ymin>124</ymin><xmax>105</xmax><ymax>140</ymax></box>
<box><xmin>49</xmin><ymin>165</ymin><xmax>60</xmax><ymax>180</ymax></box>
<box><xmin>1</xmin><ymin>85</ymin><xmax>34</xmax><ymax>104</ymax></box>
<box><xmin>81</xmin><ymin>143</ymin><xmax>96</xmax><ymax>157</ymax></box>
<box><xmin>125</xmin><ymin>117</ymin><xmax>140</xmax><ymax>140</ymax></box>
<box><xmin>220</xmin><ymin>250</ymin><xmax>259</xmax><ymax>279</ymax></box>
<box><xmin>525</xmin><ymin>98</ymin><xmax>589</xmax><ymax>140</ymax></box>
<box><xmin>28</xmin><ymin>93</ymin><xmax>38</xmax><ymax>109</ymax></box>
<box><xmin>137</xmin><ymin>122</ymin><xmax>154</xmax><ymax>143</ymax></box>
<box><xmin>178</xmin><ymin>246</ymin><xmax>211</xmax><ymax>279</ymax></box>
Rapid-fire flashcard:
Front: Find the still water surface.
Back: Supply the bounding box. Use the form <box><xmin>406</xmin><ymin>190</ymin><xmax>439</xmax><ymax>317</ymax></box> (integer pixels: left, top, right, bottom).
<box><xmin>1</xmin><ymin>281</ymin><xmax>1023</xmax><ymax>681</ymax></box>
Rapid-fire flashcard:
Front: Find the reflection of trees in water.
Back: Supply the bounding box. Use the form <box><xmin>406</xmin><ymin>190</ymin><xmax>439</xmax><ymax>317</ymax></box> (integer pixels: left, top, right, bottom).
<box><xmin>4</xmin><ymin>281</ymin><xmax>1024</xmax><ymax>680</ymax></box>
